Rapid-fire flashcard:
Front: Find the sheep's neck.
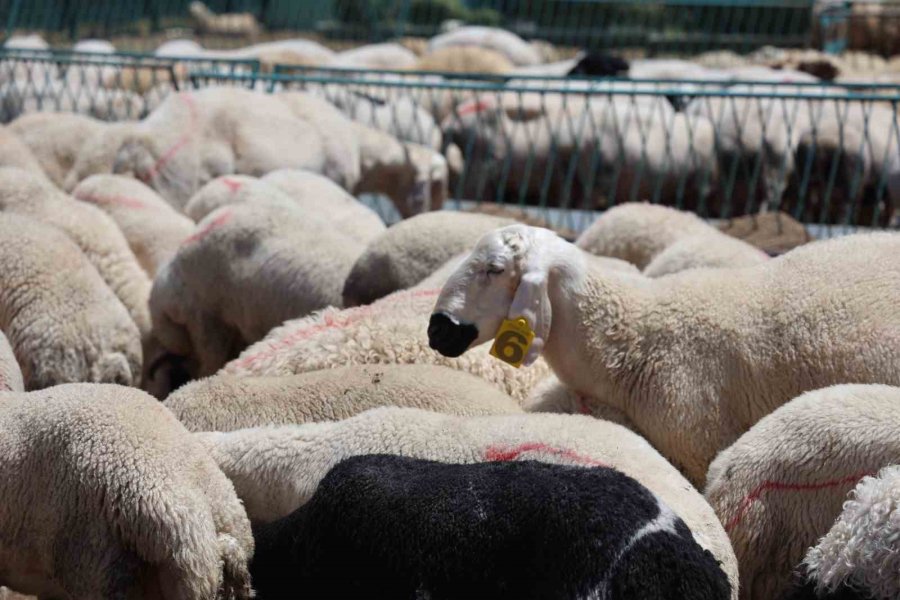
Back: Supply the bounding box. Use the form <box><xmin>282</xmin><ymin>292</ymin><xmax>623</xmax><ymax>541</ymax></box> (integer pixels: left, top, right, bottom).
<box><xmin>544</xmin><ymin>253</ymin><xmax>647</xmax><ymax>413</ymax></box>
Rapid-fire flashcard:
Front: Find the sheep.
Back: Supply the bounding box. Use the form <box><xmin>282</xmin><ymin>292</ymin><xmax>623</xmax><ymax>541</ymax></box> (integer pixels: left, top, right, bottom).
<box><xmin>351</xmin><ymin>120</ymin><xmax>448</xmax><ymax>216</ymax></box>
<box><xmin>326</xmin><ymin>91</ymin><xmax>442</xmax><ymax>150</ymax></box>
<box><xmin>414</xmin><ymin>46</ymin><xmax>514</xmax><ymax>74</ymax></box>
<box><xmin>151</xmin><ymin>199</ymin><xmax>363</xmax><ymax>380</ymax></box>
<box><xmin>71</xmin><ymin>174</ymin><xmax>195</xmax><ymax>277</ymax></box>
<box><xmin>261</xmin><ymin>169</ymin><xmax>386</xmax><ymax>244</ymax></box>
<box><xmin>329</xmin><ymin>43</ymin><xmax>418</xmax><ymax>70</ymax></box>
<box><xmin>208</xmin><ymin>39</ymin><xmax>336</xmax><ymax>67</ymax></box>
<box><xmin>196</xmin><ymin>406</ymin><xmax>740</xmax><ymax>595</ymax></box>
<box><xmin>0</xmin><ymin>126</ymin><xmax>47</xmax><ymax>178</ymax></box>
<box><xmin>0</xmin><ymin>331</ymin><xmax>23</xmax><ymax>393</ymax></box>
<box><xmin>189</xmin><ymin>1</ymin><xmax>261</xmax><ymax>37</ymax></box>
<box><xmin>221</xmin><ymin>256</ymin><xmax>550</xmax><ymax>403</ymax></box>
<box><xmin>64</xmin><ymin>120</ymin><xmax>137</xmax><ymax>190</ymax></box>
<box><xmin>523</xmin><ymin>373</ymin><xmax>636</xmax><ymax>431</ymax></box>
<box><xmin>102</xmin><ymin>62</ymin><xmax>188</xmax><ymax>95</ymax></box>
<box><xmin>717</xmin><ymin>211</ymin><xmax>813</xmax><ymax>256</ymax></box>
<box><xmin>154</xmin><ymin>38</ymin><xmax>205</xmax><ymax>58</ymax></box>
<box><xmin>109</xmin><ymin>88</ymin><xmax>354</xmax><ymax>210</ymax></box>
<box><xmin>251</xmin><ymin>454</ymin><xmax>733</xmax><ymax>600</ymax></box>
<box><xmin>342</xmin><ymin>211</ymin><xmax>517</xmax><ymax>307</ymax></box>
<box><xmin>7</xmin><ymin>112</ymin><xmax>107</xmax><ymax>187</ymax></box>
<box><xmin>276</xmin><ymin>91</ymin><xmax>448</xmax><ymax>217</ymax></box>
<box><xmin>0</xmin><ymin>167</ymin><xmax>151</xmax><ymax>337</ymax></box>
<box><xmin>704</xmin><ymin>384</ymin><xmax>900</xmax><ymax>600</ymax></box>
<box><xmin>788</xmin><ymin>465</ymin><xmax>900</xmax><ymax>600</ymax></box>
<box><xmin>441</xmin><ymin>95</ymin><xmax>717</xmax><ymax>210</ymax></box>
<box><xmin>0</xmin><ymin>213</ymin><xmax>140</xmax><ymax>388</ymax></box>
<box><xmin>575</xmin><ymin>203</ymin><xmax>768</xmax><ymax>274</ymax></box>
<box><xmin>71</xmin><ymin>39</ymin><xmax>116</xmax><ymax>54</ymax></box>
<box><xmin>165</xmin><ymin>364</ymin><xmax>522</xmax><ymax>431</ymax></box>
<box><xmin>427</xmin><ymin>26</ymin><xmax>542</xmax><ymax>66</ymax></box>
<box><xmin>184</xmin><ymin>175</ymin><xmax>385</xmax><ymax>248</ymax></box>
<box><xmin>0</xmin><ymin>383</ymin><xmax>253</xmax><ymax>599</ymax></box>
<box><xmin>428</xmin><ymin>225</ymin><xmax>900</xmax><ymax>486</ymax></box>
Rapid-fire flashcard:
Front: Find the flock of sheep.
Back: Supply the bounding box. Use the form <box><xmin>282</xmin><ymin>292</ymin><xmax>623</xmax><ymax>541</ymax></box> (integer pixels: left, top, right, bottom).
<box><xmin>0</xmin><ymin>12</ymin><xmax>897</xmax><ymax>600</ymax></box>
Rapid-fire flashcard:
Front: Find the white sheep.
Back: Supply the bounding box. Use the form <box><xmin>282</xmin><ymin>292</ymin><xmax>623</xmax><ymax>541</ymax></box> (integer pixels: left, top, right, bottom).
<box><xmin>704</xmin><ymin>384</ymin><xmax>900</xmax><ymax>600</ymax></box>
<box><xmin>0</xmin><ymin>383</ymin><xmax>253</xmax><ymax>599</ymax></box>
<box><xmin>222</xmin><ymin>254</ymin><xmax>549</xmax><ymax>403</ymax></box>
<box><xmin>415</xmin><ymin>46</ymin><xmax>514</xmax><ymax>74</ymax></box>
<box><xmin>342</xmin><ymin>211</ymin><xmax>517</xmax><ymax>307</ymax></box>
<box><xmin>442</xmin><ymin>95</ymin><xmax>717</xmax><ymax>209</ymax></box>
<box><xmin>795</xmin><ymin>465</ymin><xmax>900</xmax><ymax>600</ymax></box>
<box><xmin>165</xmin><ymin>363</ymin><xmax>522</xmax><ymax>431</ymax></box>
<box><xmin>0</xmin><ymin>167</ymin><xmax>151</xmax><ymax>337</ymax></box>
<box><xmin>428</xmin><ymin>225</ymin><xmax>900</xmax><ymax>485</ymax></box>
<box><xmin>427</xmin><ymin>26</ymin><xmax>542</xmax><ymax>66</ymax></box>
<box><xmin>152</xmin><ymin>199</ymin><xmax>363</xmax><ymax>379</ymax></box>
<box><xmin>7</xmin><ymin>112</ymin><xmax>107</xmax><ymax>187</ymax></box>
<box><xmin>0</xmin><ymin>125</ymin><xmax>48</xmax><ymax>178</ymax></box>
<box><xmin>189</xmin><ymin>1</ymin><xmax>261</xmax><ymax>37</ymax></box>
<box><xmin>0</xmin><ymin>330</ymin><xmax>23</xmax><ymax>393</ymax></box>
<box><xmin>0</xmin><ymin>213</ymin><xmax>140</xmax><ymax>388</ymax></box>
<box><xmin>575</xmin><ymin>203</ymin><xmax>769</xmax><ymax>276</ymax></box>
<box><xmin>327</xmin><ymin>91</ymin><xmax>442</xmax><ymax>150</ymax></box>
<box><xmin>71</xmin><ymin>174</ymin><xmax>195</xmax><ymax>277</ymax></box>
<box><xmin>523</xmin><ymin>373</ymin><xmax>636</xmax><ymax>431</ymax></box>
<box><xmin>63</xmin><ymin>120</ymin><xmax>137</xmax><ymax>191</ymax></box>
<box><xmin>196</xmin><ymin>406</ymin><xmax>739</xmax><ymax>596</ymax></box>
<box><xmin>153</xmin><ymin>38</ymin><xmax>205</xmax><ymax>58</ymax></box>
<box><xmin>261</xmin><ymin>169</ymin><xmax>386</xmax><ymax>244</ymax></box>
<box><xmin>329</xmin><ymin>43</ymin><xmax>418</xmax><ymax>70</ymax></box>
<box><xmin>277</xmin><ymin>91</ymin><xmax>448</xmax><ymax>217</ymax></box>
<box><xmin>111</xmin><ymin>88</ymin><xmax>353</xmax><ymax>210</ymax></box>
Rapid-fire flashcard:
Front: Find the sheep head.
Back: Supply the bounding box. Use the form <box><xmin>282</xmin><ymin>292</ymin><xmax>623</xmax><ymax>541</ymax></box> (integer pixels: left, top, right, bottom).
<box><xmin>429</xmin><ymin>224</ymin><xmax>572</xmax><ymax>365</ymax></box>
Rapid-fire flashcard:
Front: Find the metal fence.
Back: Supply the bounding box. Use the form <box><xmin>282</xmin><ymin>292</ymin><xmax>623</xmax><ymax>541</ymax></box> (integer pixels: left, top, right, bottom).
<box><xmin>2</xmin><ymin>0</ymin><xmax>819</xmax><ymax>54</ymax></box>
<box><xmin>0</xmin><ymin>46</ymin><xmax>258</xmax><ymax>120</ymax></box>
<box><xmin>0</xmin><ymin>49</ymin><xmax>897</xmax><ymax>234</ymax></box>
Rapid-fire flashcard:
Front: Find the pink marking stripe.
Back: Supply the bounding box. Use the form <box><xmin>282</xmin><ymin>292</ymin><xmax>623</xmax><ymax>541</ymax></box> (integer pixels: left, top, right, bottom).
<box><xmin>484</xmin><ymin>442</ymin><xmax>609</xmax><ymax>468</ymax></box>
<box><xmin>139</xmin><ymin>93</ymin><xmax>198</xmax><ymax>183</ymax></box>
<box><xmin>74</xmin><ymin>191</ymin><xmax>147</xmax><ymax>210</ymax></box>
<box><xmin>575</xmin><ymin>394</ymin><xmax>592</xmax><ymax>415</ymax></box>
<box><xmin>724</xmin><ymin>471</ymin><xmax>873</xmax><ymax>532</ymax></box>
<box><xmin>457</xmin><ymin>98</ymin><xmax>495</xmax><ymax>117</ymax></box>
<box><xmin>229</xmin><ymin>288</ymin><xmax>441</xmax><ymax>370</ymax></box>
<box><xmin>183</xmin><ymin>209</ymin><xmax>233</xmax><ymax>245</ymax></box>
<box><xmin>221</xmin><ymin>177</ymin><xmax>244</xmax><ymax>193</ymax></box>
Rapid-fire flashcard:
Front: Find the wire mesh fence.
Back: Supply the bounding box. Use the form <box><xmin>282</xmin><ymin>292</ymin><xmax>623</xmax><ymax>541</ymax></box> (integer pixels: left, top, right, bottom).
<box><xmin>0</xmin><ymin>48</ymin><xmax>897</xmax><ymax>235</ymax></box>
<box><xmin>188</xmin><ymin>67</ymin><xmax>900</xmax><ymax>233</ymax></box>
<box><xmin>0</xmin><ymin>46</ymin><xmax>258</xmax><ymax>120</ymax></box>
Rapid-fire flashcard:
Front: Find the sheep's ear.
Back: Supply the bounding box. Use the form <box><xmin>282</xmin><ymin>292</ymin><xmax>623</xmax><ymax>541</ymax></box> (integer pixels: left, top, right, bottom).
<box><xmin>508</xmin><ymin>266</ymin><xmax>551</xmax><ymax>367</ymax></box>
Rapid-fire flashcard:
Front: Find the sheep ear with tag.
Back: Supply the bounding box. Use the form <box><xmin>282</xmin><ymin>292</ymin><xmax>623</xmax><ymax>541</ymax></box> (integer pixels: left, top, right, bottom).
<box><xmin>508</xmin><ymin>266</ymin><xmax>551</xmax><ymax>367</ymax></box>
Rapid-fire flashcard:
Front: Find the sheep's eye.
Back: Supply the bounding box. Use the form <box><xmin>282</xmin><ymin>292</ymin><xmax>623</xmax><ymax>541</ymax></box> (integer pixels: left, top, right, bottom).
<box><xmin>486</xmin><ymin>266</ymin><xmax>505</xmax><ymax>276</ymax></box>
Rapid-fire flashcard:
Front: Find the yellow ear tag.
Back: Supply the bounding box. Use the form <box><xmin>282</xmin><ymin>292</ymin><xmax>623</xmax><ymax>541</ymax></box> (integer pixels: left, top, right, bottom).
<box><xmin>489</xmin><ymin>317</ymin><xmax>535</xmax><ymax>368</ymax></box>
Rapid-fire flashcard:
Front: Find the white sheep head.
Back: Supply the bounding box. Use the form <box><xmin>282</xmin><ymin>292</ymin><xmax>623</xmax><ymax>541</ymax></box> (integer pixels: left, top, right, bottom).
<box><xmin>429</xmin><ymin>224</ymin><xmax>574</xmax><ymax>365</ymax></box>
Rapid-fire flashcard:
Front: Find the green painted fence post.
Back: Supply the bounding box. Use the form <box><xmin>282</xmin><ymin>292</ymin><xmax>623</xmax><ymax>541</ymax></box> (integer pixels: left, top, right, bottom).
<box><xmin>4</xmin><ymin>0</ymin><xmax>23</xmax><ymax>41</ymax></box>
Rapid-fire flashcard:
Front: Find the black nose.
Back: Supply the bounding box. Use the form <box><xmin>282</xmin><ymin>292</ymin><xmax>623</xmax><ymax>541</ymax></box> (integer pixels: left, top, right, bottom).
<box><xmin>428</xmin><ymin>313</ymin><xmax>479</xmax><ymax>358</ymax></box>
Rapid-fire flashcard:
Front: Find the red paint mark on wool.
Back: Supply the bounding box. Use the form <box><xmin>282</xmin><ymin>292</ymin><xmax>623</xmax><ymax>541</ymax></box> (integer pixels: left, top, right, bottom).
<box><xmin>183</xmin><ymin>210</ymin><xmax>233</xmax><ymax>245</ymax></box>
<box><xmin>229</xmin><ymin>288</ymin><xmax>442</xmax><ymax>370</ymax></box>
<box><xmin>457</xmin><ymin>98</ymin><xmax>495</xmax><ymax>117</ymax></box>
<box><xmin>221</xmin><ymin>177</ymin><xmax>243</xmax><ymax>193</ymax></box>
<box><xmin>724</xmin><ymin>471</ymin><xmax>873</xmax><ymax>532</ymax></box>
<box><xmin>75</xmin><ymin>192</ymin><xmax>147</xmax><ymax>210</ymax></box>
<box><xmin>484</xmin><ymin>442</ymin><xmax>608</xmax><ymax>468</ymax></box>
<box><xmin>139</xmin><ymin>93</ymin><xmax>198</xmax><ymax>183</ymax></box>
<box><xmin>575</xmin><ymin>394</ymin><xmax>592</xmax><ymax>415</ymax></box>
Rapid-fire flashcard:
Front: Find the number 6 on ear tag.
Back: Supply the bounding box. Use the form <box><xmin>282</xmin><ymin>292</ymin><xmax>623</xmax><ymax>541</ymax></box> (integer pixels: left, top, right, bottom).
<box><xmin>490</xmin><ymin>317</ymin><xmax>535</xmax><ymax>368</ymax></box>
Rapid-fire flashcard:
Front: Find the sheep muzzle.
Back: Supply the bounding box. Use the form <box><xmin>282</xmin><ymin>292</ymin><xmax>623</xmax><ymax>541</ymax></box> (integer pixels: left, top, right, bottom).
<box><xmin>428</xmin><ymin>312</ymin><xmax>478</xmax><ymax>357</ymax></box>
